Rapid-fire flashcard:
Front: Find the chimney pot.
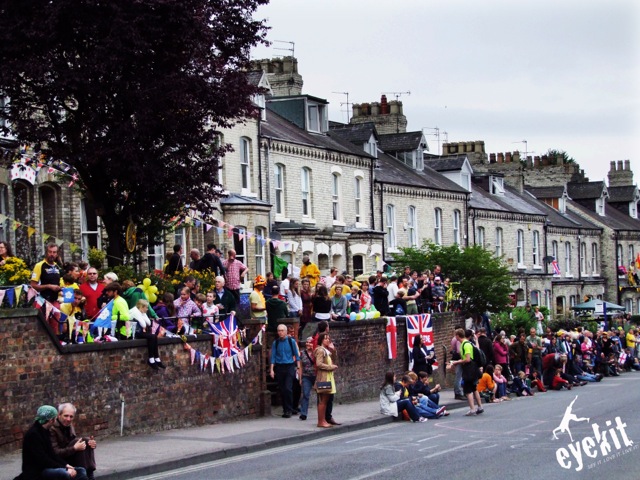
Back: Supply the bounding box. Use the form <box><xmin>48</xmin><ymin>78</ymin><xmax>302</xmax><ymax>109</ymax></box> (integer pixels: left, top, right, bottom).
<box><xmin>618</xmin><ymin>160</ymin><xmax>623</xmax><ymax>171</ymax></box>
<box><xmin>489</xmin><ymin>153</ymin><xmax>496</xmax><ymax>163</ymax></box>
<box><xmin>610</xmin><ymin>160</ymin><xmax>616</xmax><ymax>172</ymax></box>
<box><xmin>625</xmin><ymin>159</ymin><xmax>631</xmax><ymax>171</ymax></box>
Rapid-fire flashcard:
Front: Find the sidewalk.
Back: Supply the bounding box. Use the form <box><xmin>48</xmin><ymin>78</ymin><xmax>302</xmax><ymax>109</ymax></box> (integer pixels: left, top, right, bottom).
<box><xmin>0</xmin><ymin>390</ymin><xmax>466</xmax><ymax>480</ymax></box>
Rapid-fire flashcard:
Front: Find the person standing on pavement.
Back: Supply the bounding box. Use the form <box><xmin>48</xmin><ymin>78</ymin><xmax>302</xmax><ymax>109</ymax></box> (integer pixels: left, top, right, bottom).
<box><xmin>18</xmin><ymin>405</ymin><xmax>88</xmax><ymax>480</ymax></box>
<box><xmin>450</xmin><ymin>326</ymin><xmax>465</xmax><ymax>400</ymax></box>
<box><xmin>270</xmin><ymin>324</ymin><xmax>301</xmax><ymax>419</ymax></box>
<box><xmin>450</xmin><ymin>329</ymin><xmax>484</xmax><ymax>416</ymax></box>
<box><xmin>298</xmin><ymin>337</ymin><xmax>316</xmax><ymax>421</ymax></box>
<box><xmin>50</xmin><ymin>403</ymin><xmax>97</xmax><ymax>480</ymax></box>
<box><xmin>314</xmin><ymin>332</ymin><xmax>339</xmax><ymax>428</ymax></box>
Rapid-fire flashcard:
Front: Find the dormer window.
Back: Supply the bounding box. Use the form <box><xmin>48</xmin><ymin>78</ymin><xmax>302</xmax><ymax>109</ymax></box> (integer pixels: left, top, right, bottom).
<box><xmin>630</xmin><ymin>201</ymin><xmax>638</xmax><ymax>219</ymax></box>
<box><xmin>558</xmin><ymin>196</ymin><xmax>566</xmax><ymax>214</ymax></box>
<box><xmin>596</xmin><ymin>197</ymin><xmax>605</xmax><ymax>216</ymax></box>
<box><xmin>365</xmin><ymin>135</ymin><xmax>378</xmax><ymax>158</ymax></box>
<box><xmin>490</xmin><ymin>176</ymin><xmax>504</xmax><ymax>196</ymax></box>
<box><xmin>307</xmin><ymin>102</ymin><xmax>327</xmax><ymax>133</ymax></box>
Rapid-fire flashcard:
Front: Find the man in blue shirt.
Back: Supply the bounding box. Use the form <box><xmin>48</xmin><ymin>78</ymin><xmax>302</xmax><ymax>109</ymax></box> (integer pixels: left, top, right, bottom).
<box><xmin>269</xmin><ymin>324</ymin><xmax>301</xmax><ymax>418</ymax></box>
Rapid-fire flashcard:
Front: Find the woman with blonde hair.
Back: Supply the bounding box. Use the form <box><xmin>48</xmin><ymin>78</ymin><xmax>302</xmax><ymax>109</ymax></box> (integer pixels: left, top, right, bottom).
<box><xmin>315</xmin><ymin>332</ymin><xmax>338</xmax><ymax>428</ymax></box>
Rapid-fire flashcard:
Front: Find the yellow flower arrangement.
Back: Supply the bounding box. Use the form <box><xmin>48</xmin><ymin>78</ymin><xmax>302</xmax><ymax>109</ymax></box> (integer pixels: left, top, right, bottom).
<box><xmin>0</xmin><ymin>257</ymin><xmax>31</xmax><ymax>286</ymax></box>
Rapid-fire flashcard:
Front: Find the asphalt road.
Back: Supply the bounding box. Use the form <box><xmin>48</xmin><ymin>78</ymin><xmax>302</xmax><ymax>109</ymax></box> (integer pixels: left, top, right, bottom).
<box><xmin>129</xmin><ymin>375</ymin><xmax>640</xmax><ymax>480</ymax></box>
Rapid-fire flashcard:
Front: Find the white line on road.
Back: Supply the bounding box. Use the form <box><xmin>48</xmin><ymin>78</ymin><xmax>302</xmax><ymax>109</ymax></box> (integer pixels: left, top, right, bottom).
<box><xmin>417</xmin><ymin>434</ymin><xmax>445</xmax><ymax>443</ymax></box>
<box><xmin>129</xmin><ymin>425</ymin><xmax>399</xmax><ymax>479</ymax></box>
<box><xmin>424</xmin><ymin>439</ymin><xmax>484</xmax><ymax>458</ymax></box>
<box><xmin>346</xmin><ymin>459</ymin><xmax>414</xmax><ymax>480</ymax></box>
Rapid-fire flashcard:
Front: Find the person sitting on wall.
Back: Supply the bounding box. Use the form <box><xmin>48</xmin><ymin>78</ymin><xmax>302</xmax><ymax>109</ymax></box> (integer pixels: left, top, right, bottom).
<box><xmin>330</xmin><ymin>285</ymin><xmax>349</xmax><ymax>322</ymax></box>
<box><xmin>50</xmin><ymin>403</ymin><xmax>97</xmax><ymax>480</ymax></box>
<box><xmin>212</xmin><ymin>276</ymin><xmax>237</xmax><ymax>318</ymax></box>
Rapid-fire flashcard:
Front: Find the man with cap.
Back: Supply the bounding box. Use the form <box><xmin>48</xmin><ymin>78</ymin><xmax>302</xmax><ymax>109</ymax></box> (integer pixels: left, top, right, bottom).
<box><xmin>18</xmin><ymin>405</ymin><xmax>88</xmax><ymax>480</ymax></box>
<box><xmin>300</xmin><ymin>255</ymin><xmax>320</xmax><ymax>288</ymax></box>
<box><xmin>431</xmin><ymin>276</ymin><xmax>446</xmax><ymax>310</ymax></box>
<box><xmin>250</xmin><ymin>275</ymin><xmax>267</xmax><ymax>323</ymax></box>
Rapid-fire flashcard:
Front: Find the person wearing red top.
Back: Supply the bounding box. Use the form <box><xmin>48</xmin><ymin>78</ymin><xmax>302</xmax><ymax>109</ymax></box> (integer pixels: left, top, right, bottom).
<box><xmin>78</xmin><ymin>267</ymin><xmax>104</xmax><ymax>319</ymax></box>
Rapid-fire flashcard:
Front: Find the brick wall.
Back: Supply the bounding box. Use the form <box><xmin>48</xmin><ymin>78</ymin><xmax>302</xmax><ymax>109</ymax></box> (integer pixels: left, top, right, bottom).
<box><xmin>1</xmin><ymin>310</ymin><xmax>460</xmax><ymax>453</ymax></box>
<box><xmin>0</xmin><ymin>310</ymin><xmax>266</xmax><ymax>453</ymax></box>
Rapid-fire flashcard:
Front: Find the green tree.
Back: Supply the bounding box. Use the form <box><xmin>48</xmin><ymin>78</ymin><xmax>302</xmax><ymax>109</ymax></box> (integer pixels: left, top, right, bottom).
<box><xmin>393</xmin><ymin>241</ymin><xmax>513</xmax><ymax>316</ymax></box>
<box><xmin>0</xmin><ymin>0</ymin><xmax>269</xmax><ymax>265</ymax></box>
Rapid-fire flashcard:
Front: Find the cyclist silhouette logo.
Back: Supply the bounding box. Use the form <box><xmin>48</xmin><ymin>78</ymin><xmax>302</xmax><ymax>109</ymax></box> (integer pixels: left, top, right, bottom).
<box><xmin>553</xmin><ymin>396</ymin><xmax>590</xmax><ymax>442</ymax></box>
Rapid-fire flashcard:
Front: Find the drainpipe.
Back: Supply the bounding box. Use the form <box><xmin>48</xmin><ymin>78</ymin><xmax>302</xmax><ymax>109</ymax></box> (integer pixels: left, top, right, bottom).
<box><xmin>470</xmin><ymin>208</ymin><xmax>476</xmax><ymax>245</ymax></box>
<box><xmin>370</xmin><ymin>158</ymin><xmax>375</xmax><ymax>230</ymax></box>
<box><xmin>464</xmin><ymin>194</ymin><xmax>470</xmax><ymax>248</ymax></box>
<box><xmin>379</xmin><ymin>182</ymin><xmax>385</xmax><ymax>265</ymax></box>
<box><xmin>257</xmin><ymin>115</ymin><xmax>263</xmax><ymax>200</ymax></box>
<box><xmin>614</xmin><ymin>232</ymin><xmax>621</xmax><ymax>305</ymax></box>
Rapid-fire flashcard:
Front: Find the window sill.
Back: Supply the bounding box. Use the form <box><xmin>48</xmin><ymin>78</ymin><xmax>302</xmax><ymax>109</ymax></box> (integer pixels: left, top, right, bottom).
<box><xmin>387</xmin><ymin>247</ymin><xmax>400</xmax><ymax>254</ymax></box>
<box><xmin>565</xmin><ymin>274</ymin><xmax>574</xmax><ymax>279</ymax></box>
<box><xmin>517</xmin><ymin>263</ymin><xmax>527</xmax><ymax>270</ymax></box>
<box><xmin>355</xmin><ymin>222</ymin><xmax>369</xmax><ymax>229</ymax></box>
<box><xmin>332</xmin><ymin>220</ymin><xmax>346</xmax><ymax>227</ymax></box>
<box><xmin>301</xmin><ymin>218</ymin><xmax>317</xmax><ymax>225</ymax></box>
<box><xmin>240</xmin><ymin>189</ymin><xmax>257</xmax><ymax>198</ymax></box>
<box><xmin>532</xmin><ymin>265</ymin><xmax>542</xmax><ymax>270</ymax></box>
<box><xmin>275</xmin><ymin>215</ymin><xmax>290</xmax><ymax>223</ymax></box>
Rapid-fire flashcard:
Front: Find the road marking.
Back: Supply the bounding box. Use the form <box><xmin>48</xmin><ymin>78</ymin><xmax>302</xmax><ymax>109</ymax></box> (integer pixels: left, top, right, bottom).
<box><xmin>417</xmin><ymin>434</ymin><xmax>445</xmax><ymax>443</ymax></box>
<box><xmin>347</xmin><ymin>459</ymin><xmax>414</xmax><ymax>480</ymax></box>
<box><xmin>344</xmin><ymin>431</ymin><xmax>397</xmax><ymax>443</ymax></box>
<box><xmin>129</xmin><ymin>425</ymin><xmax>399</xmax><ymax>479</ymax></box>
<box><xmin>424</xmin><ymin>439</ymin><xmax>484</xmax><ymax>458</ymax></box>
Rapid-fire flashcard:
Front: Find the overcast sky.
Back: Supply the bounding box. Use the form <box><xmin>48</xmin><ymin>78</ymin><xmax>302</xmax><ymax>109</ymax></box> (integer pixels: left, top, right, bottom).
<box><xmin>252</xmin><ymin>0</ymin><xmax>640</xmax><ymax>184</ymax></box>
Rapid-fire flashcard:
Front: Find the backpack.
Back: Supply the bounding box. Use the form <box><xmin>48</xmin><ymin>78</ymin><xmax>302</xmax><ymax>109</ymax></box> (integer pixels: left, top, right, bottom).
<box><xmin>462</xmin><ymin>340</ymin><xmax>487</xmax><ymax>368</ymax></box>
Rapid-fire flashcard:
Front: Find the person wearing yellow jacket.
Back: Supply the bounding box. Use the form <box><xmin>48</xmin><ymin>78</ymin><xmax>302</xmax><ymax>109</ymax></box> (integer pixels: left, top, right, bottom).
<box><xmin>300</xmin><ymin>255</ymin><xmax>320</xmax><ymax>287</ymax></box>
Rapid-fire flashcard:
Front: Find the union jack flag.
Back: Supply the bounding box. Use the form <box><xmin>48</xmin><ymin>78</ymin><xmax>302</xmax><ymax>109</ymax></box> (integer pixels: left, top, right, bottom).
<box><xmin>406</xmin><ymin>314</ymin><xmax>438</xmax><ymax>371</ymax></box>
<box><xmin>551</xmin><ymin>257</ymin><xmax>561</xmax><ymax>276</ymax></box>
<box><xmin>210</xmin><ymin>314</ymin><xmax>241</xmax><ymax>359</ymax></box>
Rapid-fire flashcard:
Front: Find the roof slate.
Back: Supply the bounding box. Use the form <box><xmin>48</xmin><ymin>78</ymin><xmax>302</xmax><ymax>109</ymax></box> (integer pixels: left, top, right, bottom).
<box><xmin>261</xmin><ymin>110</ymin><xmax>375</xmax><ymax>159</ymax></box>
<box><xmin>424</xmin><ymin>155</ymin><xmax>468</xmax><ymax>172</ymax></box>
<box><xmin>526</xmin><ymin>185</ymin><xmax>566</xmax><ymax>199</ymax></box>
<box><xmin>567</xmin><ymin>181</ymin><xmax>606</xmax><ymax>200</ymax></box>
<box><xmin>375</xmin><ymin>152</ymin><xmax>468</xmax><ymax>193</ymax></box>
<box><xmin>470</xmin><ymin>184</ymin><xmax>547</xmax><ymax>216</ymax></box>
<box><xmin>329</xmin><ymin>122</ymin><xmax>378</xmax><ymax>145</ymax></box>
<box><xmin>607</xmin><ymin>185</ymin><xmax>638</xmax><ymax>203</ymax></box>
<box><xmin>378</xmin><ymin>131</ymin><xmax>424</xmax><ymax>152</ymax></box>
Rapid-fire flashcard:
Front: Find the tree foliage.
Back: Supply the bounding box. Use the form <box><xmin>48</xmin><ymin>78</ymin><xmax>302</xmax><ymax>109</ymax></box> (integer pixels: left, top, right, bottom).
<box><xmin>0</xmin><ymin>0</ymin><xmax>269</xmax><ymax>264</ymax></box>
<box><xmin>393</xmin><ymin>241</ymin><xmax>514</xmax><ymax>316</ymax></box>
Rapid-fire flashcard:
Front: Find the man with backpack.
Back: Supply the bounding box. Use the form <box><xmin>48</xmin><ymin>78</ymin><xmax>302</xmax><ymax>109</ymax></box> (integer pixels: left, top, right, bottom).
<box><xmin>450</xmin><ymin>329</ymin><xmax>484</xmax><ymax>416</ymax></box>
<box><xmin>269</xmin><ymin>324</ymin><xmax>301</xmax><ymax>418</ymax></box>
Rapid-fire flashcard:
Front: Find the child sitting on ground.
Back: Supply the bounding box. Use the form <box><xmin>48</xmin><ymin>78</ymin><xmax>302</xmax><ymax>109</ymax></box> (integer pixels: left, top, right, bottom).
<box><xmin>511</xmin><ymin>371</ymin><xmax>535</xmax><ymax>396</ymax></box>
<box><xmin>551</xmin><ymin>368</ymin><xmax>573</xmax><ymax>390</ymax></box>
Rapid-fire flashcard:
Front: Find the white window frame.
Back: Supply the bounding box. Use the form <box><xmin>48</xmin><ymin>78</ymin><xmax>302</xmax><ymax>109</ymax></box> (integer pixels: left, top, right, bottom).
<box><xmin>80</xmin><ymin>199</ymin><xmax>102</xmax><ymax>261</ymax></box>
<box><xmin>453</xmin><ymin>210</ymin><xmax>461</xmax><ymax>245</ymax></box>
<box><xmin>332</xmin><ymin>172</ymin><xmax>343</xmax><ymax>224</ymax></box>
<box><xmin>386</xmin><ymin>204</ymin><xmax>397</xmax><ymax>251</ymax></box>
<box><xmin>354</xmin><ymin>176</ymin><xmax>362</xmax><ymax>224</ymax></box>
<box><xmin>434</xmin><ymin>208</ymin><xmax>442</xmax><ymax>245</ymax></box>
<box><xmin>552</xmin><ymin>240</ymin><xmax>559</xmax><ymax>261</ymax></box>
<box><xmin>629</xmin><ymin>245</ymin><xmax>635</xmax><ymax>267</ymax></box>
<box><xmin>565</xmin><ymin>241</ymin><xmax>572</xmax><ymax>277</ymax></box>
<box><xmin>233</xmin><ymin>226</ymin><xmax>247</xmax><ymax>267</ymax></box>
<box><xmin>255</xmin><ymin>227</ymin><xmax>266</xmax><ymax>277</ymax></box>
<box><xmin>408</xmin><ymin>205</ymin><xmax>418</xmax><ymax>247</ymax></box>
<box><xmin>596</xmin><ymin>197</ymin><xmax>605</xmax><ymax>216</ymax></box>
<box><xmin>174</xmin><ymin>228</ymin><xmax>187</xmax><ymax>266</ymax></box>
<box><xmin>617</xmin><ymin>244</ymin><xmax>624</xmax><ymax>268</ymax></box>
<box><xmin>476</xmin><ymin>226</ymin><xmax>485</xmax><ymax>248</ymax></box>
<box><xmin>591</xmin><ymin>243</ymin><xmax>599</xmax><ymax>276</ymax></box>
<box><xmin>495</xmin><ymin>227</ymin><xmax>503</xmax><ymax>257</ymax></box>
<box><xmin>240</xmin><ymin>137</ymin><xmax>251</xmax><ymax>192</ymax></box>
<box><xmin>517</xmin><ymin>229</ymin><xmax>525</xmax><ymax>268</ymax></box>
<box><xmin>490</xmin><ymin>176</ymin><xmax>505</xmax><ymax>196</ymax></box>
<box><xmin>147</xmin><ymin>242</ymin><xmax>165</xmax><ymax>272</ymax></box>
<box><xmin>301</xmin><ymin>167</ymin><xmax>312</xmax><ymax>219</ymax></box>
<box><xmin>581</xmin><ymin>242</ymin><xmax>588</xmax><ymax>275</ymax></box>
<box><xmin>532</xmin><ymin>230</ymin><xmax>540</xmax><ymax>268</ymax></box>
<box><xmin>625</xmin><ymin>298</ymin><xmax>633</xmax><ymax>314</ymax></box>
<box><xmin>274</xmin><ymin>163</ymin><xmax>285</xmax><ymax>218</ymax></box>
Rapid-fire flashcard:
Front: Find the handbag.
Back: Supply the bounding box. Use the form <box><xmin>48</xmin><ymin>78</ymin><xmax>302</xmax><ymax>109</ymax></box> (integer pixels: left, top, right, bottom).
<box><xmin>315</xmin><ymin>381</ymin><xmax>332</xmax><ymax>392</ymax></box>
